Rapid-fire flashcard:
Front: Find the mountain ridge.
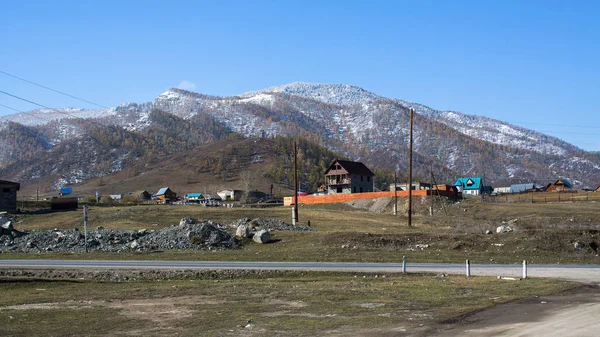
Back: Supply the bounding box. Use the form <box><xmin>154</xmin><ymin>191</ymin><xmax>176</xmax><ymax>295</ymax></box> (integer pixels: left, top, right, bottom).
<box><xmin>1</xmin><ymin>82</ymin><xmax>599</xmax><ymax>190</ymax></box>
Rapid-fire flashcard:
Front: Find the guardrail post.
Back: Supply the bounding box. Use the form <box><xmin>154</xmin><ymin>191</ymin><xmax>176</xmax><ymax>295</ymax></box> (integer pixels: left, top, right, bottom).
<box><xmin>466</xmin><ymin>259</ymin><xmax>471</xmax><ymax>278</ymax></box>
<box><xmin>402</xmin><ymin>256</ymin><xmax>406</xmax><ymax>273</ymax></box>
<box><xmin>291</xmin><ymin>206</ymin><xmax>296</xmax><ymax>226</ymax></box>
<box><xmin>523</xmin><ymin>260</ymin><xmax>527</xmax><ymax>279</ymax></box>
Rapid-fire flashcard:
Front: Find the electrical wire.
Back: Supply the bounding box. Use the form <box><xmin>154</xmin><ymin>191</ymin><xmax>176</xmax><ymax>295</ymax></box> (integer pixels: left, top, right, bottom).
<box><xmin>0</xmin><ymin>70</ymin><xmax>109</xmax><ymax>108</ymax></box>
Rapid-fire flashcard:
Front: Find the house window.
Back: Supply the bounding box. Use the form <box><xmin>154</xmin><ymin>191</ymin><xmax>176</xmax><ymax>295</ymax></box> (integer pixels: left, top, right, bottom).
<box><xmin>367</xmin><ymin>176</ymin><xmax>370</xmax><ymax>182</ymax></box>
<box><xmin>2</xmin><ymin>188</ymin><xmax>9</xmax><ymax>193</ymax></box>
<box><xmin>337</xmin><ymin>187</ymin><xmax>342</xmax><ymax>193</ymax></box>
<box><xmin>353</xmin><ymin>187</ymin><xmax>356</xmax><ymax>193</ymax></box>
<box><xmin>361</xmin><ymin>176</ymin><xmax>363</xmax><ymax>182</ymax></box>
<box><xmin>360</xmin><ymin>187</ymin><xmax>363</xmax><ymax>193</ymax></box>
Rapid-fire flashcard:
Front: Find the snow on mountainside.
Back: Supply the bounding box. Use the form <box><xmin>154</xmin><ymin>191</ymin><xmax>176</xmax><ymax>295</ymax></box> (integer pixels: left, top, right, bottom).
<box><xmin>0</xmin><ymin>107</ymin><xmax>116</xmax><ymax>128</ymax></box>
<box><xmin>2</xmin><ymin>82</ymin><xmax>600</xmax><ymax>188</ymax></box>
<box><xmin>242</xmin><ymin>82</ymin><xmax>387</xmax><ymax>106</ymax></box>
<box><xmin>244</xmin><ymin>82</ymin><xmax>577</xmax><ymax>157</ymax></box>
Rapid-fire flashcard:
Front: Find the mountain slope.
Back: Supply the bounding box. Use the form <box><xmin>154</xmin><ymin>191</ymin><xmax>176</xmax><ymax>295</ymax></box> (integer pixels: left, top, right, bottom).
<box><xmin>1</xmin><ymin>82</ymin><xmax>599</xmax><ymax>190</ymax></box>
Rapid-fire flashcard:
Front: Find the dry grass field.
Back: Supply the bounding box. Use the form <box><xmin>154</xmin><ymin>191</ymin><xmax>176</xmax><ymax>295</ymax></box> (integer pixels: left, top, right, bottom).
<box><xmin>4</xmin><ymin>197</ymin><xmax>600</xmax><ymax>264</ymax></box>
<box><xmin>1</xmin><ymin>197</ymin><xmax>596</xmax><ymax>336</ymax></box>
<box><xmin>0</xmin><ymin>271</ymin><xmax>575</xmax><ymax>337</ymax></box>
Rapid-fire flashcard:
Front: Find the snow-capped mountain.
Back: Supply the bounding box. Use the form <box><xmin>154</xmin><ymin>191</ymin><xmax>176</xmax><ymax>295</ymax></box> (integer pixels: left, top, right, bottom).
<box><xmin>2</xmin><ymin>82</ymin><xmax>600</xmax><ymax>189</ymax></box>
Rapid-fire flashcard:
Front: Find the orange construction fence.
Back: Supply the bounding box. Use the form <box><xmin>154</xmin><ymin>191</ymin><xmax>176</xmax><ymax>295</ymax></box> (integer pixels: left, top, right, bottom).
<box><xmin>284</xmin><ymin>189</ymin><xmax>458</xmax><ymax>206</ymax></box>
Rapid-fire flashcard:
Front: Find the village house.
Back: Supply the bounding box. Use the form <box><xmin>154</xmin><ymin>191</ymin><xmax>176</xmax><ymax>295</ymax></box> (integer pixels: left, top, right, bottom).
<box><xmin>453</xmin><ymin>177</ymin><xmax>493</xmax><ymax>196</ymax></box>
<box><xmin>545</xmin><ymin>179</ymin><xmax>573</xmax><ymax>192</ymax></box>
<box><xmin>494</xmin><ymin>186</ymin><xmax>511</xmax><ymax>194</ymax></box>
<box><xmin>217</xmin><ymin>189</ymin><xmax>243</xmax><ymax>201</ymax></box>
<box><xmin>133</xmin><ymin>190</ymin><xmax>152</xmax><ymax>201</ymax></box>
<box><xmin>0</xmin><ymin>179</ymin><xmax>20</xmax><ymax>213</ymax></box>
<box><xmin>156</xmin><ymin>187</ymin><xmax>177</xmax><ymax>204</ymax></box>
<box><xmin>509</xmin><ymin>183</ymin><xmax>544</xmax><ymax>194</ymax></box>
<box><xmin>185</xmin><ymin>193</ymin><xmax>203</xmax><ymax>203</ymax></box>
<box><xmin>324</xmin><ymin>160</ymin><xmax>374</xmax><ymax>194</ymax></box>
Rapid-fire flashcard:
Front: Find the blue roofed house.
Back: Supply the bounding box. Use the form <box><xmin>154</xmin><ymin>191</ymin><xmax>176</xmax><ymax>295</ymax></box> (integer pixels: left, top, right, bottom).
<box><xmin>454</xmin><ymin>177</ymin><xmax>492</xmax><ymax>196</ymax></box>
<box><xmin>60</xmin><ymin>187</ymin><xmax>73</xmax><ymax>196</ymax></box>
<box><xmin>185</xmin><ymin>193</ymin><xmax>203</xmax><ymax>203</ymax></box>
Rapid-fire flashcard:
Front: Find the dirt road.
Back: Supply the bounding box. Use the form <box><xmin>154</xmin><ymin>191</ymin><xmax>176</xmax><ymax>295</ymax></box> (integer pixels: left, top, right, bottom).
<box><xmin>432</xmin><ymin>285</ymin><xmax>600</xmax><ymax>336</ymax></box>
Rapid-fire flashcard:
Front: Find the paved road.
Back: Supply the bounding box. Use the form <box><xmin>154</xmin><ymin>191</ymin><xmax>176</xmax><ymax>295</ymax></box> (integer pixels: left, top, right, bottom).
<box><xmin>0</xmin><ymin>260</ymin><xmax>598</xmax><ymax>283</ymax></box>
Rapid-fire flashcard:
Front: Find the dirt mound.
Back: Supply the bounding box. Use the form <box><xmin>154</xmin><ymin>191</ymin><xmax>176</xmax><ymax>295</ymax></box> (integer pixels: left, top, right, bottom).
<box><xmin>344</xmin><ymin>196</ymin><xmax>457</xmax><ymax>215</ymax></box>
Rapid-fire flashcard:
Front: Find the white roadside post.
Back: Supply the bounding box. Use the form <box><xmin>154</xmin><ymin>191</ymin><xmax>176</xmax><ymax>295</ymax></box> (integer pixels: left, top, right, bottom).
<box><xmin>466</xmin><ymin>259</ymin><xmax>471</xmax><ymax>278</ymax></box>
<box><xmin>291</xmin><ymin>206</ymin><xmax>296</xmax><ymax>226</ymax></box>
<box><xmin>402</xmin><ymin>256</ymin><xmax>407</xmax><ymax>273</ymax></box>
<box><xmin>83</xmin><ymin>205</ymin><xmax>89</xmax><ymax>253</ymax></box>
<box><xmin>523</xmin><ymin>260</ymin><xmax>527</xmax><ymax>279</ymax></box>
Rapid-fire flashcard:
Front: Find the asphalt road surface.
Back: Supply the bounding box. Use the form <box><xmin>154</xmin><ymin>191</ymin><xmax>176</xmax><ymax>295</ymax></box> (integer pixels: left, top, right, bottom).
<box><xmin>0</xmin><ymin>260</ymin><xmax>598</xmax><ymax>283</ymax></box>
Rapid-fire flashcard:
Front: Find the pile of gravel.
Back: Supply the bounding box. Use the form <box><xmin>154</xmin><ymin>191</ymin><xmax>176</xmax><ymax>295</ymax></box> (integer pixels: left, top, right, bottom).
<box><xmin>0</xmin><ymin>217</ymin><xmax>240</xmax><ymax>253</ymax></box>
<box><xmin>228</xmin><ymin>218</ymin><xmax>312</xmax><ymax>232</ymax></box>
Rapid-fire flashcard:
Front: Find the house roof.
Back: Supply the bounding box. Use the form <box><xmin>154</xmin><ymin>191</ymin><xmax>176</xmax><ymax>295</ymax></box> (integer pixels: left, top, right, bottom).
<box><xmin>554</xmin><ymin>179</ymin><xmax>573</xmax><ymax>188</ymax></box>
<box><xmin>510</xmin><ymin>183</ymin><xmax>535</xmax><ymax>193</ymax></box>
<box><xmin>156</xmin><ymin>187</ymin><xmax>170</xmax><ymax>195</ymax></box>
<box><xmin>324</xmin><ymin>160</ymin><xmax>374</xmax><ymax>176</ymax></box>
<box><xmin>0</xmin><ymin>179</ymin><xmax>20</xmax><ymax>190</ymax></box>
<box><xmin>454</xmin><ymin>177</ymin><xmax>482</xmax><ymax>190</ymax></box>
<box><xmin>187</xmin><ymin>193</ymin><xmax>202</xmax><ymax>198</ymax></box>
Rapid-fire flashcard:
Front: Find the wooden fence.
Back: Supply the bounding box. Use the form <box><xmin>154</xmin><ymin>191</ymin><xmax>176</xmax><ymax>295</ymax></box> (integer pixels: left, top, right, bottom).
<box><xmin>486</xmin><ymin>192</ymin><xmax>600</xmax><ymax>204</ymax></box>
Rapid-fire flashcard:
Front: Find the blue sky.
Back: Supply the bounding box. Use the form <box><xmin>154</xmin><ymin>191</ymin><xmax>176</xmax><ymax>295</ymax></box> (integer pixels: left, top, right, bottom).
<box><xmin>1</xmin><ymin>0</ymin><xmax>599</xmax><ymax>150</ymax></box>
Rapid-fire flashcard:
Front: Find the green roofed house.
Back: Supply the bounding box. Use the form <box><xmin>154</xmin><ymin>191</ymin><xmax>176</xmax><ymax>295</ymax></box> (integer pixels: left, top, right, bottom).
<box><xmin>454</xmin><ymin>177</ymin><xmax>486</xmax><ymax>196</ymax></box>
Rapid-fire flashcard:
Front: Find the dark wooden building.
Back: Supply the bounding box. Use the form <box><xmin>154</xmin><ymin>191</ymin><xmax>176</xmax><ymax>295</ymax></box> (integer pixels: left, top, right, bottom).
<box><xmin>0</xmin><ymin>179</ymin><xmax>20</xmax><ymax>213</ymax></box>
<box><xmin>156</xmin><ymin>187</ymin><xmax>177</xmax><ymax>204</ymax></box>
<box><xmin>324</xmin><ymin>160</ymin><xmax>374</xmax><ymax>194</ymax></box>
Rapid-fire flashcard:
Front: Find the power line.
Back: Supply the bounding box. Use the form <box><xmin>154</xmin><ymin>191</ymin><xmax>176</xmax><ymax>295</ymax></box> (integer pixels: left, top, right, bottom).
<box><xmin>0</xmin><ymin>90</ymin><xmax>94</xmax><ymax>121</ymax></box>
<box><xmin>0</xmin><ymin>70</ymin><xmax>109</xmax><ymax>109</ymax></box>
<box><xmin>0</xmin><ymin>102</ymin><xmax>54</xmax><ymax>123</ymax></box>
<box><xmin>0</xmin><ymin>90</ymin><xmax>115</xmax><ymax>131</ymax></box>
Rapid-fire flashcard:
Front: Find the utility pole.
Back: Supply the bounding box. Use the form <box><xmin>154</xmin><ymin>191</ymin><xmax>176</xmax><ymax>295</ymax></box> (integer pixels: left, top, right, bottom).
<box><xmin>430</xmin><ymin>167</ymin><xmax>434</xmax><ymax>216</ymax></box>
<box><xmin>394</xmin><ymin>171</ymin><xmax>398</xmax><ymax>215</ymax></box>
<box><xmin>408</xmin><ymin>108</ymin><xmax>414</xmax><ymax>227</ymax></box>
<box><xmin>293</xmin><ymin>140</ymin><xmax>299</xmax><ymax>225</ymax></box>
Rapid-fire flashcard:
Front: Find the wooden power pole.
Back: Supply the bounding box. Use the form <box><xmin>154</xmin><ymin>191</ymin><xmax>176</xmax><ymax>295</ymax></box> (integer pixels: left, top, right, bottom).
<box><xmin>293</xmin><ymin>140</ymin><xmax>299</xmax><ymax>225</ymax></box>
<box><xmin>408</xmin><ymin>108</ymin><xmax>414</xmax><ymax>227</ymax></box>
<box><xmin>394</xmin><ymin>171</ymin><xmax>398</xmax><ymax>215</ymax></box>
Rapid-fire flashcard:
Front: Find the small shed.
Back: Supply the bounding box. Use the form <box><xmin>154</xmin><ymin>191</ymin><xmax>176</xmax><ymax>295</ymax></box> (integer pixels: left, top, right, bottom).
<box><xmin>156</xmin><ymin>187</ymin><xmax>177</xmax><ymax>204</ymax></box>
<box><xmin>134</xmin><ymin>190</ymin><xmax>152</xmax><ymax>201</ymax></box>
<box><xmin>0</xmin><ymin>179</ymin><xmax>20</xmax><ymax>213</ymax></box>
<box><xmin>217</xmin><ymin>189</ymin><xmax>243</xmax><ymax>201</ymax></box>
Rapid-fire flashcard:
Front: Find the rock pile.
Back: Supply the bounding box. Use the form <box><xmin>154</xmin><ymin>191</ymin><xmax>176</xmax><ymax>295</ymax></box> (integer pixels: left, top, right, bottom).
<box><xmin>229</xmin><ymin>218</ymin><xmax>311</xmax><ymax>244</ymax></box>
<box><xmin>229</xmin><ymin>218</ymin><xmax>311</xmax><ymax>232</ymax></box>
<box><xmin>0</xmin><ymin>217</ymin><xmax>240</xmax><ymax>253</ymax></box>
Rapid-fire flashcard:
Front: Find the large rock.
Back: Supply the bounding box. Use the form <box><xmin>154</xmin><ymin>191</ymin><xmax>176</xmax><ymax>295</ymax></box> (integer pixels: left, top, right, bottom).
<box><xmin>253</xmin><ymin>230</ymin><xmax>271</xmax><ymax>244</ymax></box>
<box><xmin>236</xmin><ymin>224</ymin><xmax>251</xmax><ymax>238</ymax></box>
<box><xmin>0</xmin><ymin>217</ymin><xmax>13</xmax><ymax>231</ymax></box>
<box><xmin>496</xmin><ymin>225</ymin><xmax>513</xmax><ymax>233</ymax></box>
<box><xmin>574</xmin><ymin>242</ymin><xmax>585</xmax><ymax>250</ymax></box>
